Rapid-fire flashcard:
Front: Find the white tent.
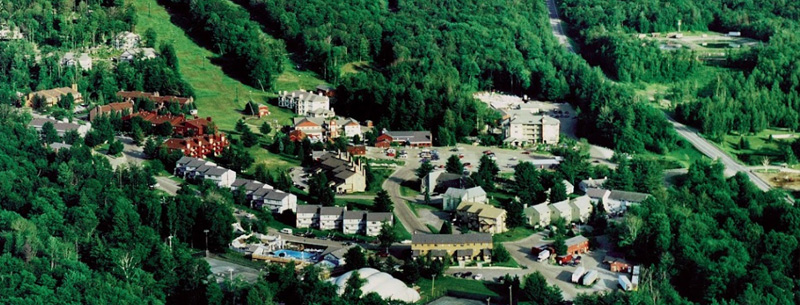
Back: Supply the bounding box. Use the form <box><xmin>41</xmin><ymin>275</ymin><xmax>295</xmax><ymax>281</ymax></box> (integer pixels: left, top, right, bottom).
<box><xmin>329</xmin><ymin>268</ymin><xmax>420</xmax><ymax>303</ymax></box>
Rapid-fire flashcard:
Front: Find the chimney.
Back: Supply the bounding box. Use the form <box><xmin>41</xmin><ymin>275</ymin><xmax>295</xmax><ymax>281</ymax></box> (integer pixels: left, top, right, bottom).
<box><xmin>153</xmin><ymin>92</ymin><xmax>160</xmax><ymax>97</ymax></box>
<box><xmin>71</xmin><ymin>83</ymin><xmax>78</xmax><ymax>91</ymax></box>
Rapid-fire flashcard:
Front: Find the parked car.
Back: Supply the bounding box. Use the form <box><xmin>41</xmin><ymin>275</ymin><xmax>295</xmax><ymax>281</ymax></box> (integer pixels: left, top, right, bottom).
<box><xmin>464</xmin><ymin>162</ymin><xmax>472</xmax><ymax>167</ymax></box>
<box><xmin>462</xmin><ymin>272</ymin><xmax>473</xmax><ymax>278</ymax></box>
<box><xmin>473</xmin><ymin>274</ymin><xmax>483</xmax><ymax>280</ymax></box>
<box><xmin>280</xmin><ymin>228</ymin><xmax>293</xmax><ymax>234</ymax></box>
<box><xmin>453</xmin><ymin>272</ymin><xmax>463</xmax><ymax>278</ymax></box>
<box><xmin>458</xmin><ymin>153</ymin><xmax>465</xmax><ymax>158</ymax></box>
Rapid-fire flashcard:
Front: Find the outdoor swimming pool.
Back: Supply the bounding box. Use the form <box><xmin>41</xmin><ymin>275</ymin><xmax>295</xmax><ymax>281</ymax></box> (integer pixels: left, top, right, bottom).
<box><xmin>272</xmin><ymin>249</ymin><xmax>317</xmax><ymax>261</ymax></box>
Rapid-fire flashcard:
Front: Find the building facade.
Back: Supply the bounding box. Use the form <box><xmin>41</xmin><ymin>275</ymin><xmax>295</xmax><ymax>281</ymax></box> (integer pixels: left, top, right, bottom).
<box><xmin>455</xmin><ymin>202</ymin><xmax>508</xmax><ymax>234</ymax></box>
<box><xmin>164</xmin><ymin>133</ymin><xmax>230</xmax><ymax>158</ymax></box>
<box><xmin>501</xmin><ymin>107</ymin><xmax>559</xmax><ymax>147</ymax></box>
<box><xmin>442</xmin><ymin>186</ymin><xmax>487</xmax><ymax>211</ymax></box>
<box><xmin>26</xmin><ymin>85</ymin><xmax>83</xmax><ymax>108</ymax></box>
<box><xmin>375</xmin><ymin>130</ymin><xmax>433</xmax><ymax>148</ymax></box>
<box><xmin>89</xmin><ymin>101</ymin><xmax>134</xmax><ymax>121</ymax></box>
<box><xmin>411</xmin><ymin>233</ymin><xmax>493</xmax><ymax>261</ymax></box>
<box><xmin>278</xmin><ymin>90</ymin><xmax>331</xmax><ymax>116</ymax></box>
<box><xmin>315</xmin><ymin>152</ymin><xmax>367</xmax><ymax>194</ymax></box>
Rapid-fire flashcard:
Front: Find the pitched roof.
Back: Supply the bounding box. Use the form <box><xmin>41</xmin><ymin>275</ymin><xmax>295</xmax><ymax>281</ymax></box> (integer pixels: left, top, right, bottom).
<box><xmin>244</xmin><ymin>180</ymin><xmax>268</xmax><ymax>192</ymax></box>
<box><xmin>580</xmin><ymin>178</ymin><xmax>607</xmax><ymax>189</ymax></box>
<box><xmin>456</xmin><ymin>249</ymin><xmax>474</xmax><ymax>257</ymax></box>
<box><xmin>320</xmin><ymin>206</ymin><xmax>344</xmax><ymax>216</ymax></box>
<box><xmin>176</xmin><ymin>156</ymin><xmax>198</xmax><ymax>165</ymax></box>
<box><xmin>609</xmin><ymin>190</ymin><xmax>651</xmax><ymax>203</ymax></box>
<box><xmin>366</xmin><ymin>213</ymin><xmax>393</xmax><ymax>222</ymax></box>
<box><xmin>565</xmin><ymin>235</ymin><xmax>589</xmax><ymax>247</ymax></box>
<box><xmin>263</xmin><ymin>190</ymin><xmax>290</xmax><ymax>201</ymax></box>
<box><xmin>477</xmin><ymin>205</ymin><xmax>506</xmax><ymax>219</ymax></box>
<box><xmin>444</xmin><ymin>186</ymin><xmax>486</xmax><ymax>199</ymax></box>
<box><xmin>412</xmin><ymin>233</ymin><xmax>492</xmax><ymax>245</ymax></box>
<box><xmin>524</xmin><ymin>202</ymin><xmax>551</xmax><ymax>218</ymax></box>
<box><xmin>383</xmin><ymin>131</ymin><xmax>432</xmax><ymax>144</ymax></box>
<box><xmin>31</xmin><ymin>87</ymin><xmax>82</xmax><ymax>99</ymax></box>
<box><xmin>252</xmin><ymin>188</ymin><xmax>272</xmax><ymax>197</ymax></box>
<box><xmin>297</xmin><ymin>205</ymin><xmax>321</xmax><ymax>214</ymax></box>
<box><xmin>29</xmin><ymin>118</ymin><xmax>82</xmax><ymax>132</ymax></box>
<box><xmin>203</xmin><ymin>167</ymin><xmax>231</xmax><ymax>176</ymax></box>
<box><xmin>569</xmin><ymin>195</ymin><xmax>592</xmax><ymax>211</ymax></box>
<box><xmin>586</xmin><ymin>188</ymin><xmax>610</xmax><ymax>198</ymax></box>
<box><xmin>550</xmin><ymin>199</ymin><xmax>572</xmax><ymax>214</ymax></box>
<box><xmin>231</xmin><ymin>178</ymin><xmax>250</xmax><ymax>188</ymax></box>
<box><xmin>343</xmin><ymin>211</ymin><xmax>366</xmax><ymax>220</ymax></box>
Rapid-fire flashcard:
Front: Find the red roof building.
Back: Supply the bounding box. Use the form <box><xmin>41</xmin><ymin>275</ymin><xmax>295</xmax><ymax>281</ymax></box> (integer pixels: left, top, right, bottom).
<box><xmin>164</xmin><ymin>133</ymin><xmax>229</xmax><ymax>158</ymax></box>
<box><xmin>258</xmin><ymin>105</ymin><xmax>270</xmax><ymax>118</ymax></box>
<box><xmin>179</xmin><ymin>117</ymin><xmax>214</xmax><ymax>136</ymax></box>
<box><xmin>289</xmin><ymin>130</ymin><xmax>307</xmax><ymax>142</ymax></box>
<box><xmin>117</xmin><ymin>91</ymin><xmax>194</xmax><ymax>108</ymax></box>
<box><xmin>125</xmin><ymin>111</ymin><xmax>186</xmax><ymax>127</ymax></box>
<box><xmin>347</xmin><ymin>145</ymin><xmax>366</xmax><ymax>156</ymax></box>
<box><xmin>89</xmin><ymin>101</ymin><xmax>134</xmax><ymax>121</ymax></box>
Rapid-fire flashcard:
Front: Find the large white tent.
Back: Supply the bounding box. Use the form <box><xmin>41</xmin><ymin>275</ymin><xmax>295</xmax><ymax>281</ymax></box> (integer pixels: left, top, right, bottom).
<box><xmin>329</xmin><ymin>268</ymin><xmax>420</xmax><ymax>303</ymax></box>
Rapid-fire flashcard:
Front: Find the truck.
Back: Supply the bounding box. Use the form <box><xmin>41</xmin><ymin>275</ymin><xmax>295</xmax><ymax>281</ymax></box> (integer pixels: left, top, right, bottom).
<box><xmin>581</xmin><ymin>270</ymin><xmax>598</xmax><ymax>286</ymax></box>
<box><xmin>619</xmin><ymin>275</ymin><xmax>633</xmax><ymax>291</ymax></box>
<box><xmin>571</xmin><ymin>266</ymin><xmax>586</xmax><ymax>283</ymax></box>
<box><xmin>556</xmin><ymin>254</ymin><xmax>573</xmax><ymax>265</ymax></box>
<box><xmin>537</xmin><ymin>250</ymin><xmax>550</xmax><ymax>262</ymax></box>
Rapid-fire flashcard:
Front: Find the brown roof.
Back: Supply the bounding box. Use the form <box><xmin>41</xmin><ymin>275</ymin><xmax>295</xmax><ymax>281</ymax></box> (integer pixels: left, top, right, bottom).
<box><xmin>116</xmin><ymin>91</ymin><xmax>192</xmax><ymax>106</ymax></box>
<box><xmin>128</xmin><ymin>111</ymin><xmax>185</xmax><ymax>126</ymax></box>
<box><xmin>97</xmin><ymin>101</ymin><xmax>133</xmax><ymax>113</ymax></box>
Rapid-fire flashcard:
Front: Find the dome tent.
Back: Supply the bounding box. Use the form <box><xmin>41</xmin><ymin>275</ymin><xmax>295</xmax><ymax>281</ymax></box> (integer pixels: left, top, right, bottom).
<box><xmin>329</xmin><ymin>267</ymin><xmax>420</xmax><ymax>303</ymax></box>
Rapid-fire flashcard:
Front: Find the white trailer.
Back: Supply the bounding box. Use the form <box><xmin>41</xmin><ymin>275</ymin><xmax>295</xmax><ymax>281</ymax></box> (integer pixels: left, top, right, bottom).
<box><xmin>537</xmin><ymin>250</ymin><xmax>550</xmax><ymax>262</ymax></box>
<box><xmin>581</xmin><ymin>270</ymin><xmax>598</xmax><ymax>286</ymax></box>
<box><xmin>571</xmin><ymin>266</ymin><xmax>586</xmax><ymax>283</ymax></box>
<box><xmin>619</xmin><ymin>275</ymin><xmax>633</xmax><ymax>291</ymax></box>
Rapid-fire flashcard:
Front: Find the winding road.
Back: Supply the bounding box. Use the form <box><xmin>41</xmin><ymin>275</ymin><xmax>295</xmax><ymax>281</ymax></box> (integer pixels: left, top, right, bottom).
<box><xmin>383</xmin><ymin>167</ymin><xmax>431</xmax><ymax>234</ymax></box>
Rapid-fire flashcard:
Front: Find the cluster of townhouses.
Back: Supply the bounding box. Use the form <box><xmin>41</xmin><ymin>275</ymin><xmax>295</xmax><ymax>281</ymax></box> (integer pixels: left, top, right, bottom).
<box><xmin>313</xmin><ymin>152</ymin><xmax>368</xmax><ymax>194</ymax></box>
<box><xmin>25</xmin><ymin>85</ymin><xmax>83</xmax><ymax>108</ymax></box>
<box><xmin>291</xmin><ymin>116</ymin><xmax>365</xmax><ymax>143</ymax></box>
<box><xmin>411</xmin><ymin>233</ymin><xmax>494</xmax><ymax>262</ymax></box>
<box><xmin>114</xmin><ymin>32</ymin><xmax>158</xmax><ymax>63</ymax></box>
<box><xmin>523</xmin><ymin>195</ymin><xmax>593</xmax><ymax>228</ymax></box>
<box><xmin>296</xmin><ymin>205</ymin><xmax>393</xmax><ymax>237</ymax></box>
<box><xmin>439</xmin><ymin>186</ymin><xmax>509</xmax><ymax>234</ymax></box>
<box><xmin>577</xmin><ymin>177</ymin><xmax>652</xmax><ymax>214</ymax></box>
<box><xmin>174</xmin><ymin>157</ymin><xmax>298</xmax><ymax>213</ymax></box>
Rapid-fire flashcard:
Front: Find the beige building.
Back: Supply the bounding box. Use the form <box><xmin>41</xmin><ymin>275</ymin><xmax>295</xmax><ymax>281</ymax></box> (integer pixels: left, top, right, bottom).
<box><xmin>316</xmin><ymin>152</ymin><xmax>367</xmax><ymax>193</ymax></box>
<box><xmin>455</xmin><ymin>202</ymin><xmax>507</xmax><ymax>234</ymax></box>
<box><xmin>549</xmin><ymin>195</ymin><xmax>593</xmax><ymax>223</ymax></box>
<box><xmin>501</xmin><ymin>106</ymin><xmax>559</xmax><ymax>147</ymax></box>
<box><xmin>411</xmin><ymin>233</ymin><xmax>493</xmax><ymax>261</ymax></box>
<box><xmin>523</xmin><ymin>202</ymin><xmax>552</xmax><ymax>228</ymax></box>
<box><xmin>26</xmin><ymin>85</ymin><xmax>83</xmax><ymax>108</ymax></box>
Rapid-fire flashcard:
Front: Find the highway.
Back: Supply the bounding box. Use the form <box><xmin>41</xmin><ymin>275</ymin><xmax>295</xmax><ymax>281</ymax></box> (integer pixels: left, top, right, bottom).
<box><xmin>666</xmin><ymin>116</ymin><xmax>772</xmax><ymax>191</ymax></box>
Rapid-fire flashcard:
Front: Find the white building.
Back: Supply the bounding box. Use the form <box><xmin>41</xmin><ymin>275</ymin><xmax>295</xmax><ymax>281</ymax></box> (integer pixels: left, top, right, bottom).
<box><xmin>253</xmin><ymin>189</ymin><xmax>297</xmax><ymax>213</ymax></box>
<box><xmin>343</xmin><ymin>211</ymin><xmax>367</xmax><ymax>235</ymax></box>
<box><xmin>548</xmin><ymin>195</ymin><xmax>593</xmax><ymax>223</ymax></box>
<box><xmin>119</xmin><ymin>48</ymin><xmax>158</xmax><ymax>62</ymax></box>
<box><xmin>563</xmin><ymin>180</ymin><xmax>575</xmax><ymax>194</ymax></box>
<box><xmin>62</xmin><ymin>52</ymin><xmax>93</xmax><ymax>71</ymax></box>
<box><xmin>278</xmin><ymin>90</ymin><xmax>331</xmax><ymax>116</ymax></box>
<box><xmin>190</xmin><ymin>165</ymin><xmax>236</xmax><ymax>188</ymax></box>
<box><xmin>523</xmin><ymin>202</ymin><xmax>552</xmax><ymax>228</ymax></box>
<box><xmin>115</xmin><ymin>31</ymin><xmax>140</xmax><ymax>49</ymax></box>
<box><xmin>29</xmin><ymin>117</ymin><xmax>91</xmax><ymax>137</ymax></box>
<box><xmin>501</xmin><ymin>106</ymin><xmax>560</xmax><ymax>146</ymax></box>
<box><xmin>586</xmin><ymin>188</ymin><xmax>610</xmax><ymax>205</ymax></box>
<box><xmin>607</xmin><ymin>190</ymin><xmax>651</xmax><ymax>214</ymax></box>
<box><xmin>296</xmin><ymin>205</ymin><xmax>321</xmax><ymax>229</ymax></box>
<box><xmin>442</xmin><ymin>186</ymin><xmax>487</xmax><ymax>211</ymax></box>
<box><xmin>366</xmin><ymin>213</ymin><xmax>393</xmax><ymax>237</ymax></box>
<box><xmin>319</xmin><ymin>206</ymin><xmax>345</xmax><ymax>231</ymax></box>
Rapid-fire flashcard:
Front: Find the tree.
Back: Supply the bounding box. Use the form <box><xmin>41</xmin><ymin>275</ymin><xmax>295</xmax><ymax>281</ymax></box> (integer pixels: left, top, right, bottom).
<box><xmin>549</xmin><ymin>181</ymin><xmax>567</xmax><ymax>203</ymax></box>
<box><xmin>143</xmin><ymin>28</ymin><xmax>158</xmax><ymax>48</ymax></box>
<box><xmin>308</xmin><ymin>172</ymin><xmax>335</xmax><ymax>206</ymax></box>
<box><xmin>219</xmin><ymin>144</ymin><xmax>255</xmax><ymax>172</ymax></box>
<box><xmin>521</xmin><ymin>272</ymin><xmax>563</xmax><ymax>305</ymax></box>
<box><xmin>108</xmin><ymin>140</ymin><xmax>124</xmax><ymax>155</ymax></box>
<box><xmin>235</xmin><ymin>119</ymin><xmax>247</xmax><ymax>133</ymax></box>
<box><xmin>374</xmin><ymin>190</ymin><xmax>393</xmax><ymax>212</ymax></box>
<box><xmin>416</xmin><ymin>161</ymin><xmax>434</xmax><ymax>181</ymax></box>
<box><xmin>472</xmin><ymin>154</ymin><xmax>499</xmax><ymax>191</ymax></box>
<box><xmin>343</xmin><ymin>247</ymin><xmax>366</xmax><ymax>271</ymax></box>
<box><xmin>352</xmin><ymin>134</ymin><xmax>362</xmax><ymax>144</ymax></box>
<box><xmin>364</xmin><ymin>161</ymin><xmax>376</xmax><ymax>190</ymax></box>
<box><xmin>144</xmin><ymin>137</ymin><xmax>159</xmax><ymax>158</ymax></box>
<box><xmin>439</xmin><ymin>221</ymin><xmax>453</xmax><ymax>234</ymax></box>
<box><xmin>259</xmin><ymin>122</ymin><xmax>272</xmax><ymax>135</ymax></box>
<box><xmin>63</xmin><ymin>129</ymin><xmax>81</xmax><ymax>145</ymax></box>
<box><xmin>58</xmin><ymin>93</ymin><xmax>75</xmax><ymax>110</ymax></box>
<box><xmin>155</xmin><ymin>122</ymin><xmax>173</xmax><ymax>137</ymax></box>
<box><xmin>377</xmin><ymin>222</ymin><xmax>397</xmax><ymax>251</ymax></box>
<box><xmin>160</xmin><ymin>43</ymin><xmax>180</xmax><ymax>71</ymax></box>
<box><xmin>553</xmin><ymin>235</ymin><xmax>567</xmax><ymax>255</ymax></box>
<box><xmin>514</xmin><ymin>161</ymin><xmax>544</xmax><ymax>204</ymax></box>
<box><xmin>493</xmin><ymin>244</ymin><xmax>511</xmax><ymax>263</ymax></box>
<box><xmin>445</xmin><ymin>155</ymin><xmax>464</xmax><ymax>174</ymax></box>
<box><xmin>41</xmin><ymin>121</ymin><xmax>60</xmax><ymax>144</ymax></box>
<box><xmin>131</xmin><ymin>124</ymin><xmax>145</xmax><ymax>145</ymax></box>
<box><xmin>246</xmin><ymin>281</ymin><xmax>275</xmax><ymax>305</ymax></box>
<box><xmin>241</xmin><ymin>127</ymin><xmax>259</xmax><ymax>147</ymax></box>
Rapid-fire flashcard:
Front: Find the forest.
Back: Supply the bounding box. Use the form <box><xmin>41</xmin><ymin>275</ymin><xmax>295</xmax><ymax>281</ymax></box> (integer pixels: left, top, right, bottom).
<box><xmin>559</xmin><ymin>0</ymin><xmax>800</xmax><ymax>139</ymax></box>
<box><xmin>237</xmin><ymin>0</ymin><xmax>678</xmax><ymax>154</ymax></box>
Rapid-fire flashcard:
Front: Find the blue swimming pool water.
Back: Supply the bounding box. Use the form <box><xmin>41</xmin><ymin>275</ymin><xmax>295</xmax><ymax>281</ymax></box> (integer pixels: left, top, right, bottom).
<box><xmin>273</xmin><ymin>249</ymin><xmax>316</xmax><ymax>260</ymax></box>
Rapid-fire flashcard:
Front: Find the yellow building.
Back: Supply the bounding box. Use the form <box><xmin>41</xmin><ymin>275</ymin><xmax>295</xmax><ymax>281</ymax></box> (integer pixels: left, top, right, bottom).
<box><xmin>25</xmin><ymin>85</ymin><xmax>82</xmax><ymax>108</ymax></box>
<box><xmin>411</xmin><ymin>233</ymin><xmax>493</xmax><ymax>261</ymax></box>
<box><xmin>455</xmin><ymin>202</ymin><xmax>508</xmax><ymax>234</ymax></box>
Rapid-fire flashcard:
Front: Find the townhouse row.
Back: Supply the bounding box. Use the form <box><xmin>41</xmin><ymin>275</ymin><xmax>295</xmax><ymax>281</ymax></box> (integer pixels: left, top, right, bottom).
<box><xmin>295</xmin><ymin>205</ymin><xmax>393</xmax><ymax>237</ymax></box>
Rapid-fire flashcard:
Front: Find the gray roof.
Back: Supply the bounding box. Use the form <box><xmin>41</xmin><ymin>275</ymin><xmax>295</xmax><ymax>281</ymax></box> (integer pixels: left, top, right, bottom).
<box><xmin>320</xmin><ymin>206</ymin><xmax>344</xmax><ymax>216</ymax></box>
<box><xmin>297</xmin><ymin>205</ymin><xmax>321</xmax><ymax>214</ymax></box>
<box><xmin>502</xmin><ymin>109</ymin><xmax>560</xmax><ymax>126</ymax></box>
<box><xmin>50</xmin><ymin>143</ymin><xmax>72</xmax><ymax>150</ymax></box>
<box><xmin>384</xmin><ymin>131</ymin><xmax>432</xmax><ymax>144</ymax></box>
<box><xmin>456</xmin><ymin>249</ymin><xmax>474</xmax><ymax>257</ymax></box>
<box><xmin>202</xmin><ymin>166</ymin><xmax>230</xmax><ymax>176</ymax></box>
<box><xmin>252</xmin><ymin>188</ymin><xmax>272</xmax><ymax>197</ymax></box>
<box><xmin>231</xmin><ymin>178</ymin><xmax>250</xmax><ymax>188</ymax></box>
<box><xmin>263</xmin><ymin>190</ymin><xmax>290</xmax><ymax>201</ymax></box>
<box><xmin>444</xmin><ymin>186</ymin><xmax>486</xmax><ymax>199</ymax></box>
<box><xmin>186</xmin><ymin>158</ymin><xmax>212</xmax><ymax>168</ymax></box>
<box><xmin>412</xmin><ymin>233</ymin><xmax>492</xmax><ymax>245</ymax></box>
<box><xmin>343</xmin><ymin>211</ymin><xmax>366</xmax><ymax>220</ymax></box>
<box><xmin>586</xmin><ymin>188</ymin><xmax>610</xmax><ymax>198</ymax></box>
<box><xmin>366</xmin><ymin>213</ymin><xmax>393</xmax><ymax>222</ymax></box>
<box><xmin>565</xmin><ymin>235</ymin><xmax>589</xmax><ymax>247</ymax></box>
<box><xmin>30</xmin><ymin>118</ymin><xmax>81</xmax><ymax>132</ymax></box>
<box><xmin>176</xmin><ymin>156</ymin><xmax>197</xmax><ymax>165</ymax></box>
<box><xmin>244</xmin><ymin>180</ymin><xmax>267</xmax><ymax>192</ymax></box>
<box><xmin>609</xmin><ymin>190</ymin><xmax>651</xmax><ymax>203</ymax></box>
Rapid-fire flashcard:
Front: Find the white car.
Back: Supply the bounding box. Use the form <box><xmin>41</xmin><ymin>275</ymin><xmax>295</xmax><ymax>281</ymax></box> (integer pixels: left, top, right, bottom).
<box><xmin>473</xmin><ymin>274</ymin><xmax>483</xmax><ymax>280</ymax></box>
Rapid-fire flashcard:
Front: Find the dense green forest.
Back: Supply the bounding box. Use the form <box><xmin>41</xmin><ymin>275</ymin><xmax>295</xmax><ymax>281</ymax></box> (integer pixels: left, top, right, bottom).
<box><xmin>237</xmin><ymin>0</ymin><xmax>678</xmax><ymax>153</ymax></box>
<box><xmin>559</xmin><ymin>0</ymin><xmax>800</xmax><ymax>139</ymax></box>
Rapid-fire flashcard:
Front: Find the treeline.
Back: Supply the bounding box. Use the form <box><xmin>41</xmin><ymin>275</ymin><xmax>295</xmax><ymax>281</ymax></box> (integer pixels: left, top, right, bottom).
<box><xmin>239</xmin><ymin>0</ymin><xmax>678</xmax><ymax>153</ymax></box>
<box><xmin>675</xmin><ymin>31</ymin><xmax>800</xmax><ymax>138</ymax></box>
<box><xmin>159</xmin><ymin>0</ymin><xmax>285</xmax><ymax>90</ymax></box>
<box><xmin>0</xmin><ymin>0</ymin><xmax>136</xmax><ymax>48</ymax></box>
<box><xmin>580</xmin><ymin>34</ymin><xmax>697</xmax><ymax>82</ymax></box>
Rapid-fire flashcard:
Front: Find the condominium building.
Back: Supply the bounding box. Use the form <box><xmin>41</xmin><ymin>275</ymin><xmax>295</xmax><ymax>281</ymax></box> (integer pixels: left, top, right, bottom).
<box><xmin>278</xmin><ymin>89</ymin><xmax>331</xmax><ymax>116</ymax></box>
<box><xmin>411</xmin><ymin>233</ymin><xmax>493</xmax><ymax>261</ymax></box>
<box><xmin>501</xmin><ymin>106</ymin><xmax>559</xmax><ymax>147</ymax></box>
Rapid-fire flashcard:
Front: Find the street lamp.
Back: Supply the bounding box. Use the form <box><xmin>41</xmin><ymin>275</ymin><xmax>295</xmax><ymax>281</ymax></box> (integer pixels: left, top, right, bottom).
<box><xmin>168</xmin><ymin>235</ymin><xmax>174</xmax><ymax>250</ymax></box>
<box><xmin>487</xmin><ymin>297</ymin><xmax>491</xmax><ymax>305</ymax></box>
<box><xmin>431</xmin><ymin>274</ymin><xmax>436</xmax><ymax>297</ymax></box>
<box><xmin>508</xmin><ymin>285</ymin><xmax>513</xmax><ymax>305</ymax></box>
<box><xmin>204</xmin><ymin>229</ymin><xmax>210</xmax><ymax>257</ymax></box>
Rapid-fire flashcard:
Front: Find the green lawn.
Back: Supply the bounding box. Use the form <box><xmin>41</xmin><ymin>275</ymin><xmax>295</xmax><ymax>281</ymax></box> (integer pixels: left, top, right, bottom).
<box><xmin>399</xmin><ymin>185</ymin><xmax>420</xmax><ymax>197</ymax></box>
<box><xmin>366</xmin><ymin>169</ymin><xmax>393</xmax><ymax>193</ymax></box>
<box><xmin>244</xmin><ymin>143</ymin><xmax>301</xmax><ymax>175</ymax></box>
<box><xmin>638</xmin><ymin>139</ymin><xmax>709</xmax><ymax>169</ymax></box>
<box><xmin>493</xmin><ymin>226</ymin><xmax>537</xmax><ymax>243</ymax></box>
<box><xmin>131</xmin><ymin>0</ymin><xmax>325</xmax><ymax>172</ymax></box>
<box><xmin>335</xmin><ymin>198</ymin><xmax>375</xmax><ymax>210</ymax></box>
<box><xmin>426</xmin><ymin>224</ymin><xmax>440</xmax><ymax>234</ymax></box>
<box><xmin>718</xmin><ymin>128</ymin><xmax>799</xmax><ymax>165</ymax></box>
<box><xmin>393</xmin><ymin>214</ymin><xmax>412</xmax><ymax>240</ymax></box>
<box><xmin>341</xmin><ymin>61</ymin><xmax>370</xmax><ymax>74</ymax></box>
<box><xmin>416</xmin><ymin>277</ymin><xmax>499</xmax><ymax>303</ymax></box>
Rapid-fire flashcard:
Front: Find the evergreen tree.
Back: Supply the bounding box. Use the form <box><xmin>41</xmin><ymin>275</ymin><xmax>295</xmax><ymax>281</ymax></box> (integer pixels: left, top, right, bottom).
<box><xmin>521</xmin><ymin>272</ymin><xmax>563</xmax><ymax>305</ymax></box>
<box><xmin>445</xmin><ymin>155</ymin><xmax>464</xmax><ymax>174</ymax></box>
<box><xmin>514</xmin><ymin>162</ymin><xmax>544</xmax><ymax>204</ymax></box>
<box><xmin>378</xmin><ymin>222</ymin><xmax>397</xmax><ymax>251</ymax></box>
<box><xmin>235</xmin><ymin>119</ymin><xmax>247</xmax><ymax>133</ymax></box>
<box><xmin>144</xmin><ymin>137</ymin><xmax>160</xmax><ymax>158</ymax></box>
<box><xmin>259</xmin><ymin>121</ymin><xmax>272</xmax><ymax>135</ymax></box>
<box><xmin>241</xmin><ymin>127</ymin><xmax>259</xmax><ymax>147</ymax></box>
<box><xmin>132</xmin><ymin>124</ymin><xmax>145</xmax><ymax>145</ymax></box>
<box><xmin>553</xmin><ymin>235</ymin><xmax>567</xmax><ymax>256</ymax></box>
<box><xmin>493</xmin><ymin>244</ymin><xmax>511</xmax><ymax>263</ymax></box>
<box><xmin>108</xmin><ymin>140</ymin><xmax>124</xmax><ymax>155</ymax></box>
<box><xmin>41</xmin><ymin>121</ymin><xmax>60</xmax><ymax>144</ymax></box>
<box><xmin>374</xmin><ymin>190</ymin><xmax>393</xmax><ymax>212</ymax></box>
<box><xmin>439</xmin><ymin>221</ymin><xmax>453</xmax><ymax>234</ymax></box>
<box><xmin>309</xmin><ymin>172</ymin><xmax>336</xmax><ymax>206</ymax></box>
<box><xmin>342</xmin><ymin>270</ymin><xmax>365</xmax><ymax>301</ymax></box>
<box><xmin>416</xmin><ymin>161</ymin><xmax>434</xmax><ymax>180</ymax></box>
<box><xmin>343</xmin><ymin>247</ymin><xmax>366</xmax><ymax>271</ymax></box>
<box><xmin>549</xmin><ymin>181</ymin><xmax>568</xmax><ymax>203</ymax></box>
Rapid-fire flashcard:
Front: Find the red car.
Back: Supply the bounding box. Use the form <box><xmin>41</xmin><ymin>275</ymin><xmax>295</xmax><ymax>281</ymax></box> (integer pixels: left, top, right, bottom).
<box><xmin>464</xmin><ymin>162</ymin><xmax>472</xmax><ymax>168</ymax></box>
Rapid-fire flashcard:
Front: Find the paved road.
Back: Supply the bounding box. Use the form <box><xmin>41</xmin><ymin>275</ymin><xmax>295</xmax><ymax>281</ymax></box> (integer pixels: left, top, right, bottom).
<box><xmin>666</xmin><ymin>116</ymin><xmax>772</xmax><ymax>191</ymax></box>
<box><xmin>154</xmin><ymin>176</ymin><xmax>181</xmax><ymax>195</ymax></box>
<box><xmin>384</xmin><ymin>167</ymin><xmax>432</xmax><ymax>234</ymax></box>
<box><xmin>546</xmin><ymin>0</ymin><xmax>574</xmax><ymax>53</ymax></box>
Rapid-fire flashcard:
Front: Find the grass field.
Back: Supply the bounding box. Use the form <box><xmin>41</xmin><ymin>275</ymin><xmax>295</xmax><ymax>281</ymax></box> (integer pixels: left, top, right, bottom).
<box><xmin>717</xmin><ymin>128</ymin><xmax>799</xmax><ymax>165</ymax></box>
<box><xmin>638</xmin><ymin>140</ymin><xmax>709</xmax><ymax>169</ymax></box>
<box><xmin>416</xmin><ymin>277</ymin><xmax>500</xmax><ymax>303</ymax></box>
<box><xmin>131</xmin><ymin>0</ymin><xmax>325</xmax><ymax>173</ymax></box>
<box><xmin>493</xmin><ymin>226</ymin><xmax>537</xmax><ymax>243</ymax></box>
